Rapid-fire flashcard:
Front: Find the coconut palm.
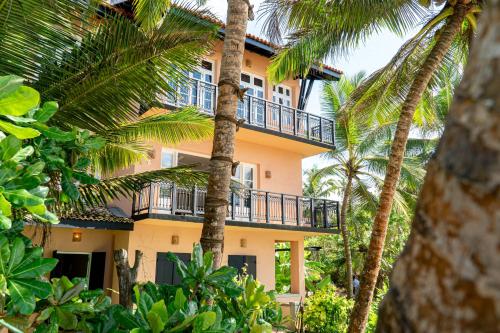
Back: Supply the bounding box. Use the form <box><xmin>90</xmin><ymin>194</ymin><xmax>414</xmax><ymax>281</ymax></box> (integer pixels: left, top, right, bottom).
<box><xmin>312</xmin><ymin>73</ymin><xmax>428</xmax><ymax>298</ymax></box>
<box><xmin>0</xmin><ymin>0</ymin><xmax>217</xmax><ymax>207</ymax></box>
<box><xmin>200</xmin><ymin>0</ymin><xmax>253</xmax><ymax>268</ymax></box>
<box><xmin>260</xmin><ymin>1</ymin><xmax>481</xmax><ymax>329</ymax></box>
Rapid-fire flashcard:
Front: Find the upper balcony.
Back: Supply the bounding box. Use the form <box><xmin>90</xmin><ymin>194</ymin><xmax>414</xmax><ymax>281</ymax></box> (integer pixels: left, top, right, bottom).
<box><xmin>132</xmin><ymin>181</ymin><xmax>340</xmax><ymax>234</ymax></box>
<box><xmin>159</xmin><ymin>78</ymin><xmax>336</xmax><ymax>153</ymax></box>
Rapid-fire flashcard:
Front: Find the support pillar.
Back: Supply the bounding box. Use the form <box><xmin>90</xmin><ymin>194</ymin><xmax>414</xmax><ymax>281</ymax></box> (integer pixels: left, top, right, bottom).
<box><xmin>290</xmin><ymin>239</ymin><xmax>305</xmax><ymax>296</ymax></box>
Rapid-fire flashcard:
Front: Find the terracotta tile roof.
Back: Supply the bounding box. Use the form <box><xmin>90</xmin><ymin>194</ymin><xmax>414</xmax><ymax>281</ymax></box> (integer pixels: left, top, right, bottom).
<box><xmin>60</xmin><ymin>206</ymin><xmax>133</xmax><ymax>224</ymax></box>
<box><xmin>106</xmin><ymin>1</ymin><xmax>343</xmax><ymax>75</ymax></box>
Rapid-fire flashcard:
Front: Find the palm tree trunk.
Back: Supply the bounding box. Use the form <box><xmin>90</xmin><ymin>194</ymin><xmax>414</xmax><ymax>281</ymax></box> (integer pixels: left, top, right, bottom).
<box><xmin>348</xmin><ymin>3</ymin><xmax>470</xmax><ymax>332</ymax></box>
<box><xmin>340</xmin><ymin>176</ymin><xmax>354</xmax><ymax>298</ymax></box>
<box><xmin>200</xmin><ymin>0</ymin><xmax>251</xmax><ymax>268</ymax></box>
<box><xmin>376</xmin><ymin>4</ymin><xmax>499</xmax><ymax>330</ymax></box>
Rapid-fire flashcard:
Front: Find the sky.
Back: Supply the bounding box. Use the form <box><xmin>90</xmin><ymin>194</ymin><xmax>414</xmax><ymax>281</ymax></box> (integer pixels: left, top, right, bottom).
<box><xmin>203</xmin><ymin>0</ymin><xmax>416</xmax><ymax>171</ymax></box>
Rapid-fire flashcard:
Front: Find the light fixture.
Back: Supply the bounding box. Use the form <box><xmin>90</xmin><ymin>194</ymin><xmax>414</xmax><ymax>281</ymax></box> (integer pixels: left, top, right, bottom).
<box><xmin>240</xmin><ymin>238</ymin><xmax>247</xmax><ymax>248</ymax></box>
<box><xmin>72</xmin><ymin>231</ymin><xmax>82</xmax><ymax>242</ymax></box>
<box><xmin>171</xmin><ymin>235</ymin><xmax>179</xmax><ymax>245</ymax></box>
<box><xmin>265</xmin><ymin>171</ymin><xmax>272</xmax><ymax>179</ymax></box>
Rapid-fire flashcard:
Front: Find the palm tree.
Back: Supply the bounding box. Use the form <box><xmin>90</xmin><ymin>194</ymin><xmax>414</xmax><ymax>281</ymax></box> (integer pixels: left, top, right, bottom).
<box><xmin>260</xmin><ymin>1</ymin><xmax>481</xmax><ymax>330</ymax></box>
<box><xmin>200</xmin><ymin>0</ymin><xmax>253</xmax><ymax>268</ymax></box>
<box><xmin>312</xmin><ymin>73</ymin><xmax>428</xmax><ymax>298</ymax></box>
<box><xmin>0</xmin><ymin>0</ymin><xmax>217</xmax><ymax>207</ymax></box>
<box><xmin>377</xmin><ymin>6</ymin><xmax>499</xmax><ymax>330</ymax></box>
<box><xmin>303</xmin><ymin>166</ymin><xmax>336</xmax><ymax>198</ymax></box>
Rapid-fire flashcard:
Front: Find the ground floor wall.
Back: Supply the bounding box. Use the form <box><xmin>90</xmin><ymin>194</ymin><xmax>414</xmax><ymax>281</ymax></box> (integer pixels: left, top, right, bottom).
<box><xmin>24</xmin><ymin>220</ymin><xmax>317</xmax><ymax>304</ymax></box>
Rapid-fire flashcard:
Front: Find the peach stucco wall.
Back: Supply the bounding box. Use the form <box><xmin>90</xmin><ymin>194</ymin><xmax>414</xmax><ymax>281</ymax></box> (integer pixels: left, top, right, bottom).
<box><xmin>125</xmin><ymin>219</ymin><xmax>306</xmax><ymax>296</ymax></box>
<box><xmin>206</xmin><ymin>41</ymin><xmax>300</xmax><ymax>107</ymax></box>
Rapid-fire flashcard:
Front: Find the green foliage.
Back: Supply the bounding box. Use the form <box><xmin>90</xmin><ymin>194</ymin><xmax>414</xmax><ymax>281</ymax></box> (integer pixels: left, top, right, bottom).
<box><xmin>301</xmin><ymin>285</ymin><xmax>378</xmax><ymax>333</ymax></box>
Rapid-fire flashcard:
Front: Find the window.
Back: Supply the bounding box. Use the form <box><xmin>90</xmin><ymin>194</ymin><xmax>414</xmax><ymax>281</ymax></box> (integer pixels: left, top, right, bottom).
<box><xmin>273</xmin><ymin>84</ymin><xmax>292</xmax><ymax>107</ymax></box>
<box><xmin>161</xmin><ymin>149</ymin><xmax>210</xmax><ymax>171</ymax></box>
<box><xmin>238</xmin><ymin>72</ymin><xmax>266</xmax><ymax>125</ymax></box>
<box><xmin>51</xmin><ymin>251</ymin><xmax>106</xmax><ymax>290</ymax></box>
<box><xmin>156</xmin><ymin>252</ymin><xmax>190</xmax><ymax>285</ymax></box>
<box><xmin>232</xmin><ymin>163</ymin><xmax>256</xmax><ymax>188</ymax></box>
<box><xmin>161</xmin><ymin>149</ymin><xmax>175</xmax><ymax>168</ymax></box>
<box><xmin>228</xmin><ymin>255</ymin><xmax>257</xmax><ymax>279</ymax></box>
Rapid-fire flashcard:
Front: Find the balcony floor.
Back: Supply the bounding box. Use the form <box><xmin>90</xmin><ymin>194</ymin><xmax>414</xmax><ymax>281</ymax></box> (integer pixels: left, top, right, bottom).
<box><xmin>132</xmin><ymin>213</ymin><xmax>339</xmax><ymax>235</ymax></box>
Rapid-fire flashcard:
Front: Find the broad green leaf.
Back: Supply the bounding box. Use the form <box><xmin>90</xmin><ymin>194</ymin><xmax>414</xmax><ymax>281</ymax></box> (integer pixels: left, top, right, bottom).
<box><xmin>0</xmin><ymin>135</ymin><xmax>21</xmax><ymax>160</ymax></box>
<box><xmin>29</xmin><ymin>186</ymin><xmax>49</xmax><ymax>198</ymax></box>
<box><xmin>72</xmin><ymin>171</ymin><xmax>99</xmax><ymax>185</ymax></box>
<box><xmin>11</xmin><ymin>258</ymin><xmax>58</xmax><ymax>278</ymax></box>
<box><xmin>61</xmin><ymin>170</ymin><xmax>79</xmax><ymax>200</ymax></box>
<box><xmin>4</xmin><ymin>115</ymin><xmax>36</xmax><ymax>123</ymax></box>
<box><xmin>59</xmin><ymin>281</ymin><xmax>85</xmax><ymax>304</ymax></box>
<box><xmin>150</xmin><ymin>300</ymin><xmax>168</xmax><ymax>323</ymax></box>
<box><xmin>0</xmin><ymin>213</ymin><xmax>11</xmax><ymax>230</ymax></box>
<box><xmin>32</xmin><ymin>211</ymin><xmax>59</xmax><ymax>224</ymax></box>
<box><xmin>174</xmin><ymin>288</ymin><xmax>186</xmax><ymax>310</ymax></box>
<box><xmin>0</xmin><ymin>120</ymin><xmax>40</xmax><ymax>139</ymax></box>
<box><xmin>33</xmin><ymin>101</ymin><xmax>58</xmax><ymax>123</ymax></box>
<box><xmin>7</xmin><ymin>238</ymin><xmax>25</xmax><ymax>272</ymax></box>
<box><xmin>26</xmin><ymin>204</ymin><xmax>46</xmax><ymax>215</ymax></box>
<box><xmin>0</xmin><ymin>76</ymin><xmax>23</xmax><ymax>99</ymax></box>
<box><xmin>74</xmin><ymin>157</ymin><xmax>91</xmax><ymax>170</ymax></box>
<box><xmin>206</xmin><ymin>266</ymin><xmax>238</xmax><ymax>284</ymax></box>
<box><xmin>25</xmin><ymin>162</ymin><xmax>46</xmax><ymax>176</ymax></box>
<box><xmin>146</xmin><ymin>311</ymin><xmax>165</xmax><ymax>333</ymax></box>
<box><xmin>196</xmin><ymin>311</ymin><xmax>216</xmax><ymax>330</ymax></box>
<box><xmin>11</xmin><ymin>279</ymin><xmax>51</xmax><ymax>298</ymax></box>
<box><xmin>0</xmin><ymin>194</ymin><xmax>11</xmax><ymax>216</ymax></box>
<box><xmin>11</xmin><ymin>146</ymin><xmax>34</xmax><ymax>162</ymax></box>
<box><xmin>0</xmin><ymin>235</ymin><xmax>10</xmax><ymax>274</ymax></box>
<box><xmin>3</xmin><ymin>189</ymin><xmax>45</xmax><ymax>207</ymax></box>
<box><xmin>55</xmin><ymin>307</ymin><xmax>78</xmax><ymax>330</ymax></box>
<box><xmin>249</xmin><ymin>321</ymin><xmax>273</xmax><ymax>333</ymax></box>
<box><xmin>35</xmin><ymin>125</ymin><xmax>75</xmax><ymax>141</ymax></box>
<box><xmin>0</xmin><ymin>319</ymin><xmax>23</xmax><ymax>333</ymax></box>
<box><xmin>0</xmin><ymin>86</ymin><xmax>39</xmax><ymax>116</ymax></box>
<box><xmin>36</xmin><ymin>307</ymin><xmax>54</xmax><ymax>322</ymax></box>
<box><xmin>8</xmin><ymin>280</ymin><xmax>36</xmax><ymax>314</ymax></box>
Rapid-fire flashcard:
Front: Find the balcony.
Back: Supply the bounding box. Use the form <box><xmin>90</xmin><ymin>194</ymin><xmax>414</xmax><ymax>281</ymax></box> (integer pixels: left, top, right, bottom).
<box><xmin>132</xmin><ymin>182</ymin><xmax>340</xmax><ymax>233</ymax></box>
<box><xmin>160</xmin><ymin>78</ymin><xmax>335</xmax><ymax>149</ymax></box>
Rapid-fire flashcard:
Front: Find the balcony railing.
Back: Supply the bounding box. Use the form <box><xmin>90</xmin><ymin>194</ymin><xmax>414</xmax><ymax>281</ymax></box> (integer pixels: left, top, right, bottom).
<box><xmin>132</xmin><ymin>182</ymin><xmax>340</xmax><ymax>230</ymax></box>
<box><xmin>160</xmin><ymin>78</ymin><xmax>335</xmax><ymax>146</ymax></box>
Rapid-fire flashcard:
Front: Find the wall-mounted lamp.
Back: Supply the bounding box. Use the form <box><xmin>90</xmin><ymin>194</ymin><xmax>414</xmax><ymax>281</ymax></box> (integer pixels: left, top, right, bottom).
<box><xmin>265</xmin><ymin>170</ymin><xmax>272</xmax><ymax>179</ymax></box>
<box><xmin>240</xmin><ymin>238</ymin><xmax>247</xmax><ymax>248</ymax></box>
<box><xmin>171</xmin><ymin>235</ymin><xmax>179</xmax><ymax>245</ymax></box>
<box><xmin>72</xmin><ymin>231</ymin><xmax>82</xmax><ymax>242</ymax></box>
<box><xmin>245</xmin><ymin>59</ymin><xmax>252</xmax><ymax>68</ymax></box>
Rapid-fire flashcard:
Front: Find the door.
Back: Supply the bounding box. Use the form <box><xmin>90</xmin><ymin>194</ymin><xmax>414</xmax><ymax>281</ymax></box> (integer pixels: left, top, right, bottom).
<box><xmin>231</xmin><ymin>163</ymin><xmax>256</xmax><ymax>219</ymax></box>
<box><xmin>156</xmin><ymin>252</ymin><xmax>191</xmax><ymax>285</ymax></box>
<box><xmin>237</xmin><ymin>73</ymin><xmax>265</xmax><ymax>126</ymax></box>
<box><xmin>228</xmin><ymin>255</ymin><xmax>257</xmax><ymax>279</ymax></box>
<box><xmin>51</xmin><ymin>251</ymin><xmax>106</xmax><ymax>289</ymax></box>
<box><xmin>272</xmin><ymin>84</ymin><xmax>294</xmax><ymax>132</ymax></box>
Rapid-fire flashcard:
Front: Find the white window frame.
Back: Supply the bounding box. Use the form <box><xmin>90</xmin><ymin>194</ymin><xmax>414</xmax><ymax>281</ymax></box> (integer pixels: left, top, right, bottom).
<box><xmin>272</xmin><ymin>83</ymin><xmax>292</xmax><ymax>107</ymax></box>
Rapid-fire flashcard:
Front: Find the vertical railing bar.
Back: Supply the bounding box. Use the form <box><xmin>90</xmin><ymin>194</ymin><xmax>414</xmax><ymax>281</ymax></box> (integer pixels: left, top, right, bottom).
<box><xmin>323</xmin><ymin>200</ymin><xmax>328</xmax><ymax>228</ymax></box>
<box><xmin>231</xmin><ymin>191</ymin><xmax>236</xmax><ymax>220</ymax></box>
<box><xmin>192</xmin><ymin>185</ymin><xmax>198</xmax><ymax>216</ymax></box>
<box><xmin>310</xmin><ymin>198</ymin><xmax>315</xmax><ymax>227</ymax></box>
<box><xmin>278</xmin><ymin>105</ymin><xmax>282</xmax><ymax>133</ymax></box>
<box><xmin>319</xmin><ymin>118</ymin><xmax>323</xmax><ymax>142</ymax></box>
<box><xmin>171</xmin><ymin>183</ymin><xmax>177</xmax><ymax>215</ymax></box>
<box><xmin>281</xmin><ymin>194</ymin><xmax>285</xmax><ymax>224</ymax></box>
<box><xmin>248</xmin><ymin>189</ymin><xmax>253</xmax><ymax>222</ymax></box>
<box><xmin>264</xmin><ymin>100</ymin><xmax>267</xmax><ymax>129</ymax></box>
<box><xmin>306</xmin><ymin>113</ymin><xmax>310</xmax><ymax>139</ymax></box>
<box><xmin>296</xmin><ymin>196</ymin><xmax>300</xmax><ymax>226</ymax></box>
<box><xmin>148</xmin><ymin>183</ymin><xmax>154</xmax><ymax>214</ymax></box>
<box><xmin>266</xmin><ymin>192</ymin><xmax>270</xmax><ymax>224</ymax></box>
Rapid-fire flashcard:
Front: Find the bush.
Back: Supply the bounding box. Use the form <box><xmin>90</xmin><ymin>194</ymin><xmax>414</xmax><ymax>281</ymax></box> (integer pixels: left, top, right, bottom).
<box><xmin>301</xmin><ymin>285</ymin><xmax>378</xmax><ymax>333</ymax></box>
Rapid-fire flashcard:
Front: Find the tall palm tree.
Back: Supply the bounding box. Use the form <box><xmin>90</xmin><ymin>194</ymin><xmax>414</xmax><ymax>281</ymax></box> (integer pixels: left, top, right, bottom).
<box><xmin>200</xmin><ymin>0</ymin><xmax>254</xmax><ymax>268</ymax></box>
<box><xmin>313</xmin><ymin>73</ymin><xmax>428</xmax><ymax>298</ymax></box>
<box><xmin>260</xmin><ymin>1</ymin><xmax>481</xmax><ymax>330</ymax></box>
<box><xmin>377</xmin><ymin>6</ymin><xmax>499</xmax><ymax>330</ymax></box>
<box><xmin>0</xmin><ymin>0</ymin><xmax>217</xmax><ymax>207</ymax></box>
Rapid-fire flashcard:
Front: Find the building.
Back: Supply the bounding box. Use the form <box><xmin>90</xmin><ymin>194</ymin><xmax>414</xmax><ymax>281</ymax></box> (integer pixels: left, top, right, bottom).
<box><xmin>25</xmin><ymin>6</ymin><xmax>342</xmax><ymax>308</ymax></box>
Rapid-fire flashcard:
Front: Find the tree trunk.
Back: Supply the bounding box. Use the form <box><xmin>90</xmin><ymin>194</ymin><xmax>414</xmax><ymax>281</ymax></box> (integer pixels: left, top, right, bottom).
<box><xmin>340</xmin><ymin>176</ymin><xmax>354</xmax><ymax>298</ymax></box>
<box><xmin>114</xmin><ymin>249</ymin><xmax>143</xmax><ymax>309</ymax></box>
<box><xmin>348</xmin><ymin>3</ymin><xmax>470</xmax><ymax>332</ymax></box>
<box><xmin>200</xmin><ymin>0</ymin><xmax>252</xmax><ymax>268</ymax></box>
<box><xmin>377</xmin><ymin>3</ymin><xmax>500</xmax><ymax>331</ymax></box>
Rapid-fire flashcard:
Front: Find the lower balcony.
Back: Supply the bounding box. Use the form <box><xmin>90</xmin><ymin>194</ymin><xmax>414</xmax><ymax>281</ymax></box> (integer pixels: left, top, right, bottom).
<box><xmin>132</xmin><ymin>182</ymin><xmax>340</xmax><ymax>233</ymax></box>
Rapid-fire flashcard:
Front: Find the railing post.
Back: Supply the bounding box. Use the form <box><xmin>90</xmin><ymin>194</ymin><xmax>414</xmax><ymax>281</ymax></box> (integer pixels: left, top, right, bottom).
<box><xmin>196</xmin><ymin>79</ymin><xmax>201</xmax><ymax>108</ymax></box>
<box><xmin>192</xmin><ymin>185</ymin><xmax>198</xmax><ymax>216</ymax></box>
<box><xmin>310</xmin><ymin>198</ymin><xmax>315</xmax><ymax>227</ymax></box>
<box><xmin>278</xmin><ymin>105</ymin><xmax>282</xmax><ymax>133</ymax></box>
<box><xmin>323</xmin><ymin>200</ymin><xmax>328</xmax><ymax>228</ymax></box>
<box><xmin>132</xmin><ymin>192</ymin><xmax>136</xmax><ymax>216</ymax></box>
<box><xmin>281</xmin><ymin>194</ymin><xmax>286</xmax><ymax>224</ymax></box>
<box><xmin>231</xmin><ymin>191</ymin><xmax>236</xmax><ymax>220</ymax></box>
<box><xmin>247</xmin><ymin>96</ymin><xmax>252</xmax><ymax>125</ymax></box>
<box><xmin>148</xmin><ymin>183</ymin><xmax>154</xmax><ymax>214</ymax></box>
<box><xmin>248</xmin><ymin>189</ymin><xmax>253</xmax><ymax>222</ymax></box>
<box><xmin>319</xmin><ymin>118</ymin><xmax>323</xmax><ymax>142</ymax></box>
<box><xmin>263</xmin><ymin>101</ymin><xmax>267</xmax><ymax>129</ymax></box>
<box><xmin>213</xmin><ymin>85</ymin><xmax>218</xmax><ymax>115</ymax></box>
<box><xmin>296</xmin><ymin>196</ymin><xmax>300</xmax><ymax>226</ymax></box>
<box><xmin>171</xmin><ymin>183</ymin><xmax>177</xmax><ymax>215</ymax></box>
<box><xmin>306</xmin><ymin>113</ymin><xmax>311</xmax><ymax>139</ymax></box>
<box><xmin>266</xmin><ymin>192</ymin><xmax>270</xmax><ymax>223</ymax></box>
<box><xmin>293</xmin><ymin>110</ymin><xmax>297</xmax><ymax>136</ymax></box>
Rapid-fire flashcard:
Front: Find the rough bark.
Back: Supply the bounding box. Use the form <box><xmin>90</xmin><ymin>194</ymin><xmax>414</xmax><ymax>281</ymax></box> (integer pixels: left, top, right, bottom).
<box><xmin>341</xmin><ymin>176</ymin><xmax>354</xmax><ymax>298</ymax></box>
<box><xmin>377</xmin><ymin>2</ymin><xmax>499</xmax><ymax>331</ymax></box>
<box><xmin>348</xmin><ymin>3</ymin><xmax>471</xmax><ymax>332</ymax></box>
<box><xmin>114</xmin><ymin>249</ymin><xmax>143</xmax><ymax>309</ymax></box>
<box><xmin>200</xmin><ymin>0</ymin><xmax>251</xmax><ymax>268</ymax></box>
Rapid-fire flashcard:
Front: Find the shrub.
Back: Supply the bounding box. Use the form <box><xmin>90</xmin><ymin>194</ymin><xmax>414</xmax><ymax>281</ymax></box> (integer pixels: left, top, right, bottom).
<box><xmin>302</xmin><ymin>285</ymin><xmax>378</xmax><ymax>333</ymax></box>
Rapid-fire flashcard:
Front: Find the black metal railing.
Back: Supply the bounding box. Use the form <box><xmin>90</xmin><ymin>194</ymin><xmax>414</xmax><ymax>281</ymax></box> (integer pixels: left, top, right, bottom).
<box><xmin>133</xmin><ymin>182</ymin><xmax>340</xmax><ymax>230</ymax></box>
<box><xmin>161</xmin><ymin>78</ymin><xmax>335</xmax><ymax>146</ymax></box>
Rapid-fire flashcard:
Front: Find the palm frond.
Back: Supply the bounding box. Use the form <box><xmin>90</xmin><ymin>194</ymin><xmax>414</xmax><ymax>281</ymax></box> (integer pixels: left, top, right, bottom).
<box><xmin>79</xmin><ymin>166</ymin><xmax>208</xmax><ymax>207</ymax></box>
